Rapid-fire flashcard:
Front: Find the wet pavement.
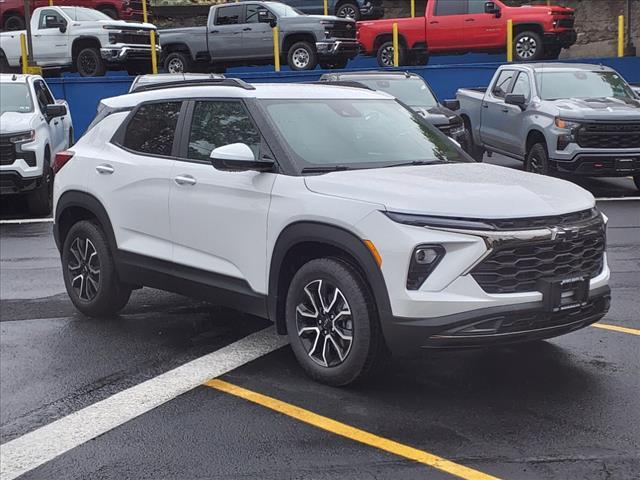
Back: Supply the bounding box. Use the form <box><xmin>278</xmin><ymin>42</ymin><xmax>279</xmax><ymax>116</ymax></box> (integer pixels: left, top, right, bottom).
<box><xmin>1</xmin><ymin>178</ymin><xmax>639</xmax><ymax>479</ymax></box>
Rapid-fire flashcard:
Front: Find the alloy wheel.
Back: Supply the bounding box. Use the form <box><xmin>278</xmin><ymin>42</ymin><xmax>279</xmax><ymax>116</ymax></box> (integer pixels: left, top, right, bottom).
<box><xmin>516</xmin><ymin>36</ymin><xmax>538</xmax><ymax>59</ymax></box>
<box><xmin>337</xmin><ymin>6</ymin><xmax>357</xmax><ymax>19</ymax></box>
<box><xmin>167</xmin><ymin>57</ymin><xmax>184</xmax><ymax>74</ymax></box>
<box><xmin>79</xmin><ymin>52</ymin><xmax>98</xmax><ymax>76</ymax></box>
<box><xmin>296</xmin><ymin>279</ymin><xmax>353</xmax><ymax>368</ymax></box>
<box><xmin>67</xmin><ymin>237</ymin><xmax>101</xmax><ymax>301</ymax></box>
<box><xmin>291</xmin><ymin>47</ymin><xmax>310</xmax><ymax>69</ymax></box>
<box><xmin>380</xmin><ymin>46</ymin><xmax>394</xmax><ymax>67</ymax></box>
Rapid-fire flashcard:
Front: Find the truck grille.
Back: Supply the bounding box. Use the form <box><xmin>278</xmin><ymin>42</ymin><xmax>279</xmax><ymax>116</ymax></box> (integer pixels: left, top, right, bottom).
<box><xmin>471</xmin><ymin>215</ymin><xmax>605</xmax><ymax>294</ymax></box>
<box><xmin>577</xmin><ymin>122</ymin><xmax>640</xmax><ymax>149</ymax></box>
<box><xmin>327</xmin><ymin>22</ymin><xmax>356</xmax><ymax>39</ymax></box>
<box><xmin>556</xmin><ymin>18</ymin><xmax>575</xmax><ymax>29</ymax></box>
<box><xmin>111</xmin><ymin>31</ymin><xmax>156</xmax><ymax>45</ymax></box>
<box><xmin>0</xmin><ymin>137</ymin><xmax>15</xmax><ymax>166</ymax></box>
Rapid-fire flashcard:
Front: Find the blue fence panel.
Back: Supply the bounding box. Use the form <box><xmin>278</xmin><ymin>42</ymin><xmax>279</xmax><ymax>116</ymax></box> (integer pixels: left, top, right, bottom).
<box><xmin>47</xmin><ymin>56</ymin><xmax>640</xmax><ymax>137</ymax></box>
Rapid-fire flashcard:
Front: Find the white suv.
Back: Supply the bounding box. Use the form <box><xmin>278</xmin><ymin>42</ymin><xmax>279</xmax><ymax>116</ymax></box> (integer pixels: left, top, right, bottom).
<box><xmin>53</xmin><ymin>79</ymin><xmax>611</xmax><ymax>385</ymax></box>
<box><xmin>1</xmin><ymin>73</ymin><xmax>72</xmax><ymax>215</ymax></box>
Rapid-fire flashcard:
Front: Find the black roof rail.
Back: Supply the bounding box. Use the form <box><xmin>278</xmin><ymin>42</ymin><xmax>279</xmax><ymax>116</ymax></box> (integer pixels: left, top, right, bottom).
<box><xmin>306</xmin><ymin>80</ymin><xmax>374</xmax><ymax>91</ymax></box>
<box><xmin>132</xmin><ymin>77</ymin><xmax>256</xmax><ymax>93</ymax></box>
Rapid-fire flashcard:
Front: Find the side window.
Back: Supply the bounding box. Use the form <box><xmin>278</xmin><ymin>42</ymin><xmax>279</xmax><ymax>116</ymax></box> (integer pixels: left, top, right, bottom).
<box><xmin>123</xmin><ymin>102</ymin><xmax>182</xmax><ymax>156</ymax></box>
<box><xmin>187</xmin><ymin>100</ymin><xmax>261</xmax><ymax>161</ymax></box>
<box><xmin>33</xmin><ymin>80</ymin><xmax>54</xmax><ymax>112</ymax></box>
<box><xmin>215</xmin><ymin>5</ymin><xmax>242</xmax><ymax>26</ymax></box>
<box><xmin>468</xmin><ymin>0</ymin><xmax>487</xmax><ymax>14</ymax></box>
<box><xmin>434</xmin><ymin>0</ymin><xmax>467</xmax><ymax>16</ymax></box>
<box><xmin>492</xmin><ymin>70</ymin><xmax>516</xmax><ymax>98</ymax></box>
<box><xmin>511</xmin><ymin>72</ymin><xmax>531</xmax><ymax>101</ymax></box>
<box><xmin>245</xmin><ymin>4</ymin><xmax>269</xmax><ymax>24</ymax></box>
<box><xmin>38</xmin><ymin>9</ymin><xmax>65</xmax><ymax>29</ymax></box>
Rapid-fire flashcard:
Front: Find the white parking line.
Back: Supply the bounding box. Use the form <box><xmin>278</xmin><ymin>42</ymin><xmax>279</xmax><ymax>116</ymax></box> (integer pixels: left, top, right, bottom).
<box><xmin>0</xmin><ymin>217</ymin><xmax>53</xmax><ymax>224</ymax></box>
<box><xmin>0</xmin><ymin>327</ymin><xmax>287</xmax><ymax>480</ymax></box>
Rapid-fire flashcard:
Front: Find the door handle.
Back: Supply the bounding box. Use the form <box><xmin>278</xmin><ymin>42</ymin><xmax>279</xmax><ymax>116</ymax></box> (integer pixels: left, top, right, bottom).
<box><xmin>482</xmin><ymin>104</ymin><xmax>489</xmax><ymax>109</ymax></box>
<box><xmin>53</xmin><ymin>121</ymin><xmax>59</xmax><ymax>125</ymax></box>
<box><xmin>210</xmin><ymin>29</ymin><xmax>219</xmax><ymax>34</ymax></box>
<box><xmin>174</xmin><ymin>175</ymin><xmax>197</xmax><ymax>186</ymax></box>
<box><xmin>429</xmin><ymin>21</ymin><xmax>439</xmax><ymax>24</ymax></box>
<box><xmin>96</xmin><ymin>164</ymin><xmax>114</xmax><ymax>175</ymax></box>
<box><xmin>502</xmin><ymin>108</ymin><xmax>510</xmax><ymax>113</ymax></box>
<box><xmin>465</xmin><ymin>18</ymin><xmax>476</xmax><ymax>22</ymax></box>
<box><xmin>243</xmin><ymin>27</ymin><xmax>252</xmax><ymax>31</ymax></box>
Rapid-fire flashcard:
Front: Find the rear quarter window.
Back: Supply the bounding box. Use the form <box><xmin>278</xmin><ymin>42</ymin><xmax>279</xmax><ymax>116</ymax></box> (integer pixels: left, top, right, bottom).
<box><xmin>121</xmin><ymin>102</ymin><xmax>182</xmax><ymax>157</ymax></box>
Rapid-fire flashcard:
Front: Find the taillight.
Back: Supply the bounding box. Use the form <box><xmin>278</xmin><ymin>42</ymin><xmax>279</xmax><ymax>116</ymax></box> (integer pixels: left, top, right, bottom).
<box><xmin>53</xmin><ymin>150</ymin><xmax>74</xmax><ymax>173</ymax></box>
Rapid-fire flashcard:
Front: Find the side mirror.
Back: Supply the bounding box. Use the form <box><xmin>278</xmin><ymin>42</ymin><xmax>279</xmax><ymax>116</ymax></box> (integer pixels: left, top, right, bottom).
<box><xmin>258</xmin><ymin>10</ymin><xmax>276</xmax><ymax>27</ymax></box>
<box><xmin>442</xmin><ymin>99</ymin><xmax>460</xmax><ymax>111</ymax></box>
<box><xmin>46</xmin><ymin>104</ymin><xmax>67</xmax><ymax>118</ymax></box>
<box><xmin>59</xmin><ymin>24</ymin><xmax>67</xmax><ymax>33</ymax></box>
<box><xmin>484</xmin><ymin>1</ymin><xmax>500</xmax><ymax>16</ymax></box>
<box><xmin>505</xmin><ymin>93</ymin><xmax>527</xmax><ymax>109</ymax></box>
<box><xmin>210</xmin><ymin>143</ymin><xmax>274</xmax><ymax>172</ymax></box>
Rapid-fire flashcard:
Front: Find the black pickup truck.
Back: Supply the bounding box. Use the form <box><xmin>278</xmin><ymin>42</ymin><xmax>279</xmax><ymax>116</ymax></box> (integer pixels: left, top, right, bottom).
<box><xmin>160</xmin><ymin>1</ymin><xmax>359</xmax><ymax>72</ymax></box>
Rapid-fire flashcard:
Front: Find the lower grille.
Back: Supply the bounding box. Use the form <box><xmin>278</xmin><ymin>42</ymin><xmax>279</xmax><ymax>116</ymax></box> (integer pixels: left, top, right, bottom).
<box><xmin>471</xmin><ymin>216</ymin><xmax>606</xmax><ymax>294</ymax></box>
<box><xmin>577</xmin><ymin>122</ymin><xmax>640</xmax><ymax>149</ymax></box>
<box><xmin>112</xmin><ymin>31</ymin><xmax>155</xmax><ymax>45</ymax></box>
<box><xmin>0</xmin><ymin>141</ymin><xmax>15</xmax><ymax>166</ymax></box>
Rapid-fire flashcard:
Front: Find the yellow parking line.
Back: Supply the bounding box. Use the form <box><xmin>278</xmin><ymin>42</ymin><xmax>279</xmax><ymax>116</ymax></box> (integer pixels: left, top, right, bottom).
<box><xmin>205</xmin><ymin>379</ymin><xmax>501</xmax><ymax>480</ymax></box>
<box><xmin>592</xmin><ymin>323</ymin><xmax>640</xmax><ymax>336</ymax></box>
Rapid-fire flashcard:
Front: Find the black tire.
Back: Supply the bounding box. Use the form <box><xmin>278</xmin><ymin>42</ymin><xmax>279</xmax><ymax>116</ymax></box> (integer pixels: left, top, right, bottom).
<box><xmin>68</xmin><ymin>128</ymin><xmax>74</xmax><ymax>147</ymax></box>
<box><xmin>287</xmin><ymin>41</ymin><xmax>317</xmax><ymax>71</ymax></box>
<box><xmin>164</xmin><ymin>51</ymin><xmax>191</xmax><ymax>74</ymax></box>
<box><xmin>462</xmin><ymin>120</ymin><xmax>484</xmax><ymax>162</ymax></box>
<box><xmin>633</xmin><ymin>175</ymin><xmax>640</xmax><ymax>192</ymax></box>
<box><xmin>336</xmin><ymin>2</ymin><xmax>360</xmax><ymax>21</ymax></box>
<box><xmin>542</xmin><ymin>45</ymin><xmax>562</xmax><ymax>60</ymax></box>
<box><xmin>525</xmin><ymin>142</ymin><xmax>550</xmax><ymax>175</ymax></box>
<box><xmin>126</xmin><ymin>61</ymin><xmax>149</xmax><ymax>76</ymax></box>
<box><xmin>76</xmin><ymin>47</ymin><xmax>106</xmax><ymax>77</ymax></box>
<box><xmin>376</xmin><ymin>41</ymin><xmax>404</xmax><ymax>68</ymax></box>
<box><xmin>319</xmin><ymin>58</ymin><xmax>349</xmax><ymax>70</ymax></box>
<box><xmin>27</xmin><ymin>157</ymin><xmax>53</xmax><ymax>216</ymax></box>
<box><xmin>4</xmin><ymin>14</ymin><xmax>25</xmax><ymax>31</ymax></box>
<box><xmin>285</xmin><ymin>258</ymin><xmax>384</xmax><ymax>386</ymax></box>
<box><xmin>98</xmin><ymin>7</ymin><xmax>119</xmax><ymax>19</ymax></box>
<box><xmin>513</xmin><ymin>31</ymin><xmax>544</xmax><ymax>61</ymax></box>
<box><xmin>62</xmin><ymin>221</ymin><xmax>132</xmax><ymax>317</ymax></box>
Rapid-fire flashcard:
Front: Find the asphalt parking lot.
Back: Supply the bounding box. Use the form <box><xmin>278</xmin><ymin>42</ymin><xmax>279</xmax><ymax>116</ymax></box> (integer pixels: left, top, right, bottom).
<box><xmin>1</xmin><ymin>159</ymin><xmax>639</xmax><ymax>480</ymax></box>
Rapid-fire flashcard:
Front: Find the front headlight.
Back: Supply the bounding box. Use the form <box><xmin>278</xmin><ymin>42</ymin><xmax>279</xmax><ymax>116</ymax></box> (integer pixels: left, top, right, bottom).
<box><xmin>9</xmin><ymin>130</ymin><xmax>35</xmax><ymax>143</ymax></box>
<box><xmin>554</xmin><ymin>118</ymin><xmax>581</xmax><ymax>130</ymax></box>
<box><xmin>555</xmin><ymin>118</ymin><xmax>581</xmax><ymax>150</ymax></box>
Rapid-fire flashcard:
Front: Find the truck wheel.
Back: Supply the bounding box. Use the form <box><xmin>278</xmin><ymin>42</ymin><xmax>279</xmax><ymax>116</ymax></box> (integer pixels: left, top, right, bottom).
<box><xmin>287</xmin><ymin>41</ymin><xmax>317</xmax><ymax>71</ymax></box>
<box><xmin>164</xmin><ymin>52</ymin><xmax>191</xmax><ymax>74</ymax></box>
<box><xmin>542</xmin><ymin>45</ymin><xmax>562</xmax><ymax>60</ymax></box>
<box><xmin>76</xmin><ymin>48</ymin><xmax>106</xmax><ymax>77</ymax></box>
<box><xmin>377</xmin><ymin>41</ymin><xmax>404</xmax><ymax>68</ymax></box>
<box><xmin>285</xmin><ymin>258</ymin><xmax>384</xmax><ymax>386</ymax></box>
<box><xmin>62</xmin><ymin>220</ymin><xmax>132</xmax><ymax>317</ymax></box>
<box><xmin>27</xmin><ymin>161</ymin><xmax>53</xmax><ymax>217</ymax></box>
<box><xmin>4</xmin><ymin>14</ymin><xmax>25</xmax><ymax>31</ymax></box>
<box><xmin>525</xmin><ymin>143</ymin><xmax>550</xmax><ymax>175</ymax></box>
<box><xmin>336</xmin><ymin>2</ymin><xmax>360</xmax><ymax>21</ymax></box>
<box><xmin>462</xmin><ymin>121</ymin><xmax>484</xmax><ymax>162</ymax></box>
<box><xmin>98</xmin><ymin>7</ymin><xmax>119</xmax><ymax>19</ymax></box>
<box><xmin>513</xmin><ymin>31</ymin><xmax>543</xmax><ymax>61</ymax></box>
<box><xmin>320</xmin><ymin>58</ymin><xmax>349</xmax><ymax>69</ymax></box>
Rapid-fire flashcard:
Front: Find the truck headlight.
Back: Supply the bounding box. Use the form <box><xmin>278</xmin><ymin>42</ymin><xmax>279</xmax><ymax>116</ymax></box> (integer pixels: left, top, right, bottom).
<box><xmin>9</xmin><ymin>130</ymin><xmax>35</xmax><ymax>143</ymax></box>
<box><xmin>407</xmin><ymin>245</ymin><xmax>445</xmax><ymax>290</ymax></box>
<box><xmin>555</xmin><ymin>118</ymin><xmax>581</xmax><ymax>150</ymax></box>
<box><xmin>554</xmin><ymin>118</ymin><xmax>580</xmax><ymax>130</ymax></box>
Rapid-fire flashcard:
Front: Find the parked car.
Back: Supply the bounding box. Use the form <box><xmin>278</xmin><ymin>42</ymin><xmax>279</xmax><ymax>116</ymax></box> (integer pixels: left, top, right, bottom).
<box><xmin>456</xmin><ymin>63</ymin><xmax>640</xmax><ymax>191</ymax></box>
<box><xmin>357</xmin><ymin>0</ymin><xmax>577</xmax><ymax>67</ymax></box>
<box><xmin>53</xmin><ymin>79</ymin><xmax>610</xmax><ymax>385</ymax></box>
<box><xmin>319</xmin><ymin>70</ymin><xmax>467</xmax><ymax>146</ymax></box>
<box><xmin>129</xmin><ymin>72</ymin><xmax>225</xmax><ymax>93</ymax></box>
<box><xmin>242</xmin><ymin>0</ymin><xmax>384</xmax><ymax>21</ymax></box>
<box><xmin>160</xmin><ymin>1</ymin><xmax>358</xmax><ymax>73</ymax></box>
<box><xmin>0</xmin><ymin>0</ymin><xmax>143</xmax><ymax>31</ymax></box>
<box><xmin>0</xmin><ymin>6</ymin><xmax>159</xmax><ymax>76</ymax></box>
<box><xmin>1</xmin><ymin>73</ymin><xmax>72</xmax><ymax>215</ymax></box>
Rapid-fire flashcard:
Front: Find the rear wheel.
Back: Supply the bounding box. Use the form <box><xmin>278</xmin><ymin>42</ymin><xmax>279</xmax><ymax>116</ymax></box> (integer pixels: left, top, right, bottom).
<box><xmin>62</xmin><ymin>221</ymin><xmax>132</xmax><ymax>317</ymax></box>
<box><xmin>513</xmin><ymin>31</ymin><xmax>543</xmax><ymax>61</ymax></box>
<box><xmin>376</xmin><ymin>41</ymin><xmax>404</xmax><ymax>68</ymax></box>
<box><xmin>4</xmin><ymin>14</ymin><xmax>25</xmax><ymax>31</ymax></box>
<box><xmin>285</xmin><ymin>258</ymin><xmax>384</xmax><ymax>386</ymax></box>
<box><xmin>336</xmin><ymin>2</ymin><xmax>360</xmax><ymax>21</ymax></box>
<box><xmin>164</xmin><ymin>51</ymin><xmax>192</xmax><ymax>74</ymax></box>
<box><xmin>287</xmin><ymin>41</ymin><xmax>317</xmax><ymax>71</ymax></box>
<box><xmin>525</xmin><ymin>142</ymin><xmax>550</xmax><ymax>175</ymax></box>
<box><xmin>76</xmin><ymin>48</ymin><xmax>106</xmax><ymax>77</ymax></box>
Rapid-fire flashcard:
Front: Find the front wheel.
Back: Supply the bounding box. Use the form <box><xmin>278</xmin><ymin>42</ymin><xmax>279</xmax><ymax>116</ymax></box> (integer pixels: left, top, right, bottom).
<box><xmin>285</xmin><ymin>258</ymin><xmax>384</xmax><ymax>386</ymax></box>
<box><xmin>513</xmin><ymin>31</ymin><xmax>544</xmax><ymax>61</ymax></box>
<box><xmin>62</xmin><ymin>221</ymin><xmax>132</xmax><ymax>317</ymax></box>
<box><xmin>76</xmin><ymin>48</ymin><xmax>106</xmax><ymax>77</ymax></box>
<box><xmin>287</xmin><ymin>41</ymin><xmax>317</xmax><ymax>71</ymax></box>
<box><xmin>376</xmin><ymin>41</ymin><xmax>404</xmax><ymax>68</ymax></box>
<box><xmin>525</xmin><ymin>142</ymin><xmax>550</xmax><ymax>175</ymax></box>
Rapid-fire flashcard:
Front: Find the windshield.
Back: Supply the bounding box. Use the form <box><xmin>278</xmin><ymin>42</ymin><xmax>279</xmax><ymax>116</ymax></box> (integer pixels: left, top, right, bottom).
<box><xmin>349</xmin><ymin>77</ymin><xmax>438</xmax><ymax>109</ymax></box>
<box><xmin>535</xmin><ymin>70</ymin><xmax>636</xmax><ymax>101</ymax></box>
<box><xmin>267</xmin><ymin>3</ymin><xmax>302</xmax><ymax>17</ymax></box>
<box><xmin>0</xmin><ymin>83</ymin><xmax>33</xmax><ymax>114</ymax></box>
<box><xmin>261</xmin><ymin>99</ymin><xmax>465</xmax><ymax>170</ymax></box>
<box><xmin>60</xmin><ymin>7</ymin><xmax>112</xmax><ymax>21</ymax></box>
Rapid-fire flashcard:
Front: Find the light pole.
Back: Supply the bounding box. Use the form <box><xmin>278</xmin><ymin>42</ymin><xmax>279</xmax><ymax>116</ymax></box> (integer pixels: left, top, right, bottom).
<box><xmin>625</xmin><ymin>0</ymin><xmax>637</xmax><ymax>56</ymax></box>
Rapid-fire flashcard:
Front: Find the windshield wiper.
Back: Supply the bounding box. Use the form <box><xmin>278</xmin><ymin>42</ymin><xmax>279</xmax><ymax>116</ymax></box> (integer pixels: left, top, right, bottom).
<box><xmin>301</xmin><ymin>165</ymin><xmax>350</xmax><ymax>174</ymax></box>
<box><xmin>382</xmin><ymin>160</ymin><xmax>446</xmax><ymax>168</ymax></box>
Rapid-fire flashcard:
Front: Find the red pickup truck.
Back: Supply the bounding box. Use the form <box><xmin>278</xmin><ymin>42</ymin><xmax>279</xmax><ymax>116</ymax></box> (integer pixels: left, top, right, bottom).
<box><xmin>357</xmin><ymin>0</ymin><xmax>577</xmax><ymax>67</ymax></box>
<box><xmin>0</xmin><ymin>0</ymin><xmax>143</xmax><ymax>30</ymax></box>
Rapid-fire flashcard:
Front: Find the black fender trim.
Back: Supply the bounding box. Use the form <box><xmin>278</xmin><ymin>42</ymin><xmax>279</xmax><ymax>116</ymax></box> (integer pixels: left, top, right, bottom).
<box><xmin>268</xmin><ymin>221</ymin><xmax>393</xmax><ymax>336</ymax></box>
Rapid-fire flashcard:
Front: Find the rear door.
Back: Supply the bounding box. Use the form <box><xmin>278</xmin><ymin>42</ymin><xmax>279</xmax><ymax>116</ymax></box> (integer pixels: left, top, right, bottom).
<box><xmin>479</xmin><ymin>68</ymin><xmax>516</xmax><ymax>151</ymax></box>
<box><xmin>242</xmin><ymin>3</ymin><xmax>275</xmax><ymax>59</ymax></box>
<box><xmin>208</xmin><ymin>4</ymin><xmax>244</xmax><ymax>61</ymax></box>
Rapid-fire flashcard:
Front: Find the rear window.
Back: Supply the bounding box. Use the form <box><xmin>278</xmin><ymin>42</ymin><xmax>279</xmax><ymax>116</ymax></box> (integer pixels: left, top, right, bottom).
<box><xmin>122</xmin><ymin>102</ymin><xmax>182</xmax><ymax>157</ymax></box>
<box><xmin>215</xmin><ymin>5</ymin><xmax>242</xmax><ymax>25</ymax></box>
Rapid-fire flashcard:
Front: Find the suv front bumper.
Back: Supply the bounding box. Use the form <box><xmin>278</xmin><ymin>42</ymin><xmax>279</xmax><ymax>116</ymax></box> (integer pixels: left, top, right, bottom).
<box><xmin>101</xmin><ymin>45</ymin><xmax>161</xmax><ymax>63</ymax></box>
<box><xmin>316</xmin><ymin>40</ymin><xmax>359</xmax><ymax>59</ymax></box>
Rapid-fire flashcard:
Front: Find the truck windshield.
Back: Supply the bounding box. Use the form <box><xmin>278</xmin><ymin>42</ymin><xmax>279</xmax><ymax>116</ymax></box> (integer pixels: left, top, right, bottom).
<box><xmin>261</xmin><ymin>98</ymin><xmax>465</xmax><ymax>170</ymax></box>
<box><xmin>267</xmin><ymin>3</ymin><xmax>302</xmax><ymax>17</ymax></box>
<box><xmin>535</xmin><ymin>71</ymin><xmax>636</xmax><ymax>101</ymax></box>
<box><xmin>0</xmin><ymin>84</ymin><xmax>33</xmax><ymax>114</ymax></box>
<box><xmin>349</xmin><ymin>77</ymin><xmax>438</xmax><ymax>109</ymax></box>
<box><xmin>60</xmin><ymin>7</ymin><xmax>112</xmax><ymax>21</ymax></box>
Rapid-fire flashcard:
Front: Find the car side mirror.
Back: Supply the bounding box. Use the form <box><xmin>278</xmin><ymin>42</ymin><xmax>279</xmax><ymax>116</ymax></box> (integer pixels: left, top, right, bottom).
<box><xmin>59</xmin><ymin>24</ymin><xmax>67</xmax><ymax>33</ymax></box>
<box><xmin>258</xmin><ymin>10</ymin><xmax>276</xmax><ymax>27</ymax></box>
<box><xmin>46</xmin><ymin>104</ymin><xmax>67</xmax><ymax>119</ymax></box>
<box><xmin>442</xmin><ymin>99</ymin><xmax>460</xmax><ymax>111</ymax></box>
<box><xmin>210</xmin><ymin>143</ymin><xmax>274</xmax><ymax>172</ymax></box>
<box><xmin>484</xmin><ymin>1</ymin><xmax>501</xmax><ymax>17</ymax></box>
<box><xmin>505</xmin><ymin>93</ymin><xmax>527</xmax><ymax>110</ymax></box>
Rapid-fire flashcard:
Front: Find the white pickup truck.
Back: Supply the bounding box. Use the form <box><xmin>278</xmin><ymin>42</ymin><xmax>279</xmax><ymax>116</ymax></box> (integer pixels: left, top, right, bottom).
<box><xmin>0</xmin><ymin>6</ymin><xmax>159</xmax><ymax>76</ymax></box>
<box><xmin>0</xmin><ymin>73</ymin><xmax>72</xmax><ymax>215</ymax></box>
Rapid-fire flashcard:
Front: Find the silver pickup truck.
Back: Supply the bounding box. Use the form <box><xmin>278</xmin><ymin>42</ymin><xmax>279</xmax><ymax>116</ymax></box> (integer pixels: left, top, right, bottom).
<box><xmin>457</xmin><ymin>63</ymin><xmax>640</xmax><ymax>191</ymax></box>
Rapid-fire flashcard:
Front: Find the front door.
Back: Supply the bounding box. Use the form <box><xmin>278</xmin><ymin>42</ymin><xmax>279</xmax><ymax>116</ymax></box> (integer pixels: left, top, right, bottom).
<box><xmin>32</xmin><ymin>9</ymin><xmax>69</xmax><ymax>65</ymax></box>
<box><xmin>32</xmin><ymin>79</ymin><xmax>64</xmax><ymax>154</ymax></box>
<box><xmin>169</xmin><ymin>99</ymin><xmax>276</xmax><ymax>295</ymax></box>
<box><xmin>501</xmin><ymin>71</ymin><xmax>531</xmax><ymax>157</ymax></box>
<box><xmin>479</xmin><ymin>68</ymin><xmax>516</xmax><ymax>152</ymax></box>
<box><xmin>208</xmin><ymin>4</ymin><xmax>244</xmax><ymax>62</ymax></box>
<box><xmin>242</xmin><ymin>4</ymin><xmax>275</xmax><ymax>60</ymax></box>
<box><xmin>465</xmin><ymin>0</ymin><xmax>506</xmax><ymax>49</ymax></box>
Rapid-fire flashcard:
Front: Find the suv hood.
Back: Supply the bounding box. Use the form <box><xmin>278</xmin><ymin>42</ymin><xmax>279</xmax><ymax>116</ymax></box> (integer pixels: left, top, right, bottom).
<box><xmin>0</xmin><ymin>111</ymin><xmax>35</xmax><ymax>134</ymax></box>
<box><xmin>304</xmin><ymin>163</ymin><xmax>594</xmax><ymax>218</ymax></box>
<box><xmin>551</xmin><ymin>97</ymin><xmax>640</xmax><ymax>121</ymax></box>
